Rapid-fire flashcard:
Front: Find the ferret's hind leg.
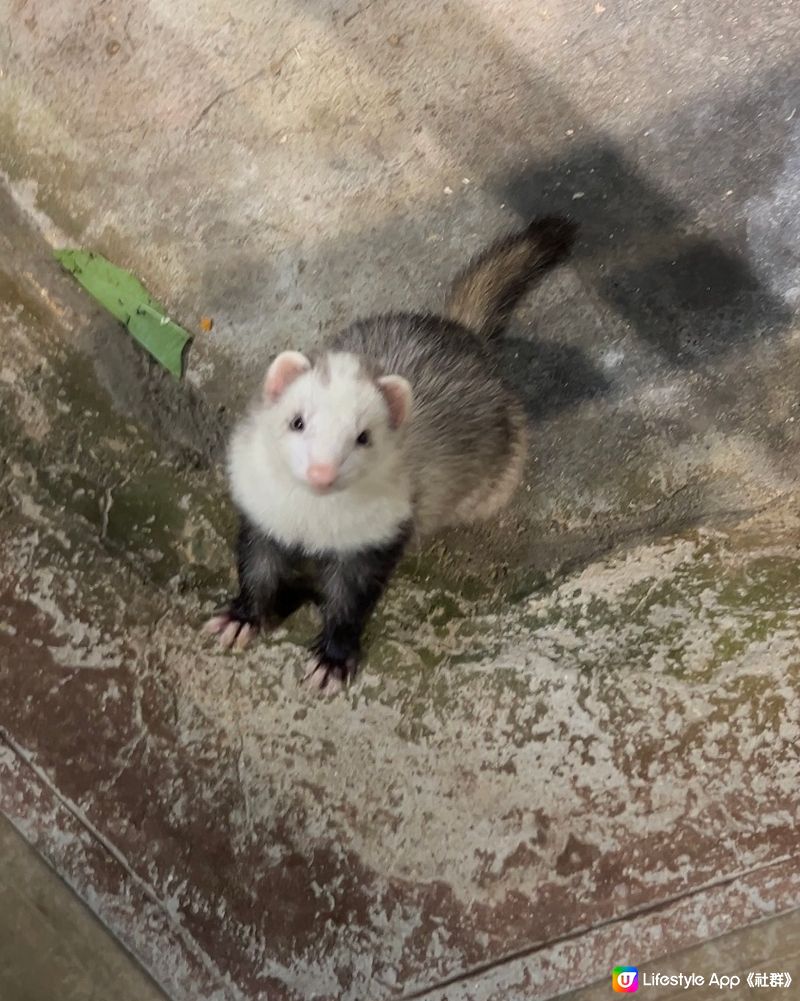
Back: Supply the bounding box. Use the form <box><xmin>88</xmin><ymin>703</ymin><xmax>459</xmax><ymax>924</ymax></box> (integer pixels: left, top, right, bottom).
<box><xmin>454</xmin><ymin>419</ymin><xmax>527</xmax><ymax>524</ymax></box>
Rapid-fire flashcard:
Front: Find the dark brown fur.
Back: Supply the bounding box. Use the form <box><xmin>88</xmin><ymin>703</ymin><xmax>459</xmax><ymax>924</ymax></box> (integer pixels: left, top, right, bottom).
<box><xmin>445</xmin><ymin>217</ymin><xmax>577</xmax><ymax>338</ymax></box>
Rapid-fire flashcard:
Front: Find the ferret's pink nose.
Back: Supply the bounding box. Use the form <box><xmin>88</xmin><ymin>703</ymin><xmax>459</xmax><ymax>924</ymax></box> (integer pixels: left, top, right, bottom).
<box><xmin>307</xmin><ymin>463</ymin><xmax>338</xmax><ymax>489</ymax></box>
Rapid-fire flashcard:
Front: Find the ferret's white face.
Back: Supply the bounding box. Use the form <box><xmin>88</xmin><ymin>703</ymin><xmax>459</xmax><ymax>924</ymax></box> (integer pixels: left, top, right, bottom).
<box><xmin>260</xmin><ymin>351</ymin><xmax>412</xmax><ymax>494</ymax></box>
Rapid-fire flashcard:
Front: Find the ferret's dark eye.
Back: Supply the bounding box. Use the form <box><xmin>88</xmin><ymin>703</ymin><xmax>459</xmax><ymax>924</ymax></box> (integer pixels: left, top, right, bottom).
<box><xmin>356</xmin><ymin>430</ymin><xmax>371</xmax><ymax>446</ymax></box>
<box><xmin>289</xmin><ymin>415</ymin><xmax>305</xmax><ymax>432</ymax></box>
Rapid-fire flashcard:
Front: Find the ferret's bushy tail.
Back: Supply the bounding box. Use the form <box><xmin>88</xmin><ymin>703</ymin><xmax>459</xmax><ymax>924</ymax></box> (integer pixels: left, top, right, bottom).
<box><xmin>444</xmin><ymin>216</ymin><xmax>577</xmax><ymax>338</ymax></box>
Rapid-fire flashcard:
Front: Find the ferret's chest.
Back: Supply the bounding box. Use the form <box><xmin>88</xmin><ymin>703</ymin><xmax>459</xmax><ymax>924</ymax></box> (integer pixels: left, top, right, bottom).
<box><xmin>231</xmin><ymin>462</ymin><xmax>412</xmax><ymax>554</ymax></box>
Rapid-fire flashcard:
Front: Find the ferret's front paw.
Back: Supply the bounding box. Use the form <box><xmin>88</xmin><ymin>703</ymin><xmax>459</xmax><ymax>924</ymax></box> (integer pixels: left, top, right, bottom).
<box><xmin>302</xmin><ymin>656</ymin><xmax>354</xmax><ymax>695</ymax></box>
<box><xmin>204</xmin><ymin>611</ymin><xmax>258</xmax><ymax>651</ymax></box>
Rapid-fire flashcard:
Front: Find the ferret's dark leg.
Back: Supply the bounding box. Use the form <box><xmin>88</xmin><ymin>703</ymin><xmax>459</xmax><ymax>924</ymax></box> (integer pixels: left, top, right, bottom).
<box><xmin>304</xmin><ymin>526</ymin><xmax>410</xmax><ymax>692</ymax></box>
<box><xmin>205</xmin><ymin>516</ymin><xmax>297</xmax><ymax>650</ymax></box>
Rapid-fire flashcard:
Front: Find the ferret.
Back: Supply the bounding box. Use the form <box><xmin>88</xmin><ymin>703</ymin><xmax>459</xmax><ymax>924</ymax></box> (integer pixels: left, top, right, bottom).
<box><xmin>205</xmin><ymin>216</ymin><xmax>577</xmax><ymax>693</ymax></box>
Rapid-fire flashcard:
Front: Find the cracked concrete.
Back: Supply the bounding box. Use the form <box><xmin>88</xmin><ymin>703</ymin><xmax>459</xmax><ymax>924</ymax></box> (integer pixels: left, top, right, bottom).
<box><xmin>2</xmin><ymin>0</ymin><xmax>800</xmax><ymax>999</ymax></box>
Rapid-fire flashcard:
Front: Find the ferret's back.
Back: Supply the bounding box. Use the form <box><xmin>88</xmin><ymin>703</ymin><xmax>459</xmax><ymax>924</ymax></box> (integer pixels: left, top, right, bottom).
<box><xmin>329</xmin><ymin>314</ymin><xmax>525</xmax><ymax>532</ymax></box>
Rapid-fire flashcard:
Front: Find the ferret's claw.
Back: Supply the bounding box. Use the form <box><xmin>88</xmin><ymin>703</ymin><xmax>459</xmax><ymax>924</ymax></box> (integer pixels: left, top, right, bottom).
<box><xmin>325</xmin><ymin>675</ymin><xmax>344</xmax><ymax>696</ymax></box>
<box><xmin>234</xmin><ymin>623</ymin><xmax>255</xmax><ymax>650</ymax></box>
<box><xmin>303</xmin><ymin>659</ymin><xmax>348</xmax><ymax>695</ymax></box>
<box><xmin>219</xmin><ymin>621</ymin><xmax>240</xmax><ymax>649</ymax></box>
<box><xmin>302</xmin><ymin>662</ymin><xmax>325</xmax><ymax>688</ymax></box>
<box><xmin>203</xmin><ymin>612</ymin><xmax>259</xmax><ymax>652</ymax></box>
<box><xmin>204</xmin><ymin>615</ymin><xmax>229</xmax><ymax>635</ymax></box>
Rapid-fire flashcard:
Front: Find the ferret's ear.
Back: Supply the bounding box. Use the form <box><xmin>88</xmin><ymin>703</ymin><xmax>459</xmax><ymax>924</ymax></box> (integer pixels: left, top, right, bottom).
<box><xmin>264</xmin><ymin>351</ymin><xmax>311</xmax><ymax>402</ymax></box>
<box><xmin>377</xmin><ymin>375</ymin><xmax>412</xmax><ymax>429</ymax></box>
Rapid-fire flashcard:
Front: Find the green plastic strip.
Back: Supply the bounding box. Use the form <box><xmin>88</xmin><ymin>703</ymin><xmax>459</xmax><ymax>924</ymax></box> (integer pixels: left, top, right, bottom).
<box><xmin>54</xmin><ymin>249</ymin><xmax>191</xmax><ymax>379</ymax></box>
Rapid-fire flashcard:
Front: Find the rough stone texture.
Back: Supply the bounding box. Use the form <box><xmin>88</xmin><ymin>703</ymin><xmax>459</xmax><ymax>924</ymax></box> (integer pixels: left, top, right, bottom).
<box><xmin>2</xmin><ymin>1</ymin><xmax>800</xmax><ymax>999</ymax></box>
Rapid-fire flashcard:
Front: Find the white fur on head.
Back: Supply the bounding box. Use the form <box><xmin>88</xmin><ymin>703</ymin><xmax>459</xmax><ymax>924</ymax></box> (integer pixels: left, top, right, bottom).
<box><xmin>264</xmin><ymin>351</ymin><xmax>311</xmax><ymax>402</ymax></box>
<box><xmin>228</xmin><ymin>351</ymin><xmax>413</xmax><ymax>552</ymax></box>
<box><xmin>377</xmin><ymin>375</ymin><xmax>412</xmax><ymax>429</ymax></box>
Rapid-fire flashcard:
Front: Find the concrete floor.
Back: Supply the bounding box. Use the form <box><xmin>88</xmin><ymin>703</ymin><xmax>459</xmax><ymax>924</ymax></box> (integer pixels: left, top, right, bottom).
<box><xmin>2</xmin><ymin>0</ymin><xmax>800</xmax><ymax>999</ymax></box>
<box><xmin>3</xmin><ymin>803</ymin><xmax>797</xmax><ymax>1001</ymax></box>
